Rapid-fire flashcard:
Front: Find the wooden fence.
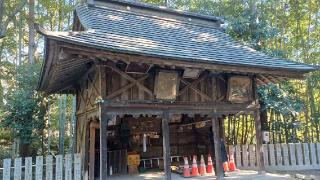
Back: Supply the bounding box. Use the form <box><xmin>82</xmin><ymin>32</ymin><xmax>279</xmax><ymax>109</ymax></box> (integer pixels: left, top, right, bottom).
<box><xmin>1</xmin><ymin>154</ymin><xmax>81</xmax><ymax>180</ymax></box>
<box><xmin>231</xmin><ymin>143</ymin><xmax>320</xmax><ymax>170</ymax></box>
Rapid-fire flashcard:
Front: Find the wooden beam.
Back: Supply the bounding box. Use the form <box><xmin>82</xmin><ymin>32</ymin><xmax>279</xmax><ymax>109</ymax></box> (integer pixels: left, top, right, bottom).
<box><xmin>180</xmin><ymin>77</ymin><xmax>212</xmax><ymax>101</ymax></box>
<box><xmin>105</xmin><ymin>62</ymin><xmax>154</xmax><ymax>98</ymax></box>
<box><xmin>102</xmin><ymin>101</ymin><xmax>259</xmax><ymax>115</ymax></box>
<box><xmin>259</xmin><ymin>75</ymin><xmax>273</xmax><ymax>84</ymax></box>
<box><xmin>256</xmin><ymin>78</ymin><xmax>265</xmax><ymax>85</ymax></box>
<box><xmin>59</xmin><ymin>44</ymin><xmax>306</xmax><ymax>79</ymax></box>
<box><xmin>107</xmin><ymin>75</ymin><xmax>149</xmax><ymax>99</ymax></box>
<box><xmin>266</xmin><ymin>75</ymin><xmax>280</xmax><ymax>84</ymax></box>
<box><xmin>179</xmin><ymin>74</ymin><xmax>207</xmax><ymax>95</ymax></box>
<box><xmin>162</xmin><ymin>111</ymin><xmax>171</xmax><ymax>180</ymax></box>
<box><xmin>212</xmin><ymin>113</ymin><xmax>224</xmax><ymax>180</ymax></box>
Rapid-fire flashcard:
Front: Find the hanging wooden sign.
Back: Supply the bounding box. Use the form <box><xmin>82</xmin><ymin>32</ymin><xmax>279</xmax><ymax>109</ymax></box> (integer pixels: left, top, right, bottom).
<box><xmin>154</xmin><ymin>70</ymin><xmax>179</xmax><ymax>100</ymax></box>
<box><xmin>228</xmin><ymin>76</ymin><xmax>253</xmax><ymax>103</ymax></box>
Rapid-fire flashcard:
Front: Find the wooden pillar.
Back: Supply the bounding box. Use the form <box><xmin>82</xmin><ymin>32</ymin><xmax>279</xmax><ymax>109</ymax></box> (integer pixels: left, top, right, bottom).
<box><xmin>212</xmin><ymin>113</ymin><xmax>224</xmax><ymax>180</ymax></box>
<box><xmin>89</xmin><ymin>125</ymin><xmax>96</xmax><ymax>180</ymax></box>
<box><xmin>254</xmin><ymin>110</ymin><xmax>265</xmax><ymax>174</ymax></box>
<box><xmin>99</xmin><ymin>110</ymin><xmax>108</xmax><ymax>179</ymax></box>
<box><xmin>253</xmin><ymin>76</ymin><xmax>265</xmax><ymax>174</ymax></box>
<box><xmin>97</xmin><ymin>64</ymin><xmax>108</xmax><ymax>179</ymax></box>
<box><xmin>162</xmin><ymin>110</ymin><xmax>171</xmax><ymax>180</ymax></box>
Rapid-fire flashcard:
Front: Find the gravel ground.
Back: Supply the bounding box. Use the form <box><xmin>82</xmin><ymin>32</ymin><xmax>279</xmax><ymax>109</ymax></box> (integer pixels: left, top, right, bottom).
<box><xmin>108</xmin><ymin>170</ymin><xmax>296</xmax><ymax>180</ymax></box>
<box><xmin>271</xmin><ymin>170</ymin><xmax>320</xmax><ymax>180</ymax></box>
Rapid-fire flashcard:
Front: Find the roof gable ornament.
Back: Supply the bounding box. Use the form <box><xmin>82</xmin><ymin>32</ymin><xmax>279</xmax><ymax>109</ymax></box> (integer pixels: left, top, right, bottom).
<box><xmin>87</xmin><ymin>0</ymin><xmax>95</xmax><ymax>7</ymax></box>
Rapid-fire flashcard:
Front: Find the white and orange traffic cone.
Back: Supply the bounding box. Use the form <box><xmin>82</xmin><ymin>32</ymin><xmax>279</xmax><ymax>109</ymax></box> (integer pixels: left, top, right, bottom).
<box><xmin>199</xmin><ymin>155</ymin><xmax>206</xmax><ymax>176</ymax></box>
<box><xmin>228</xmin><ymin>154</ymin><xmax>236</xmax><ymax>171</ymax></box>
<box><xmin>206</xmin><ymin>154</ymin><xmax>214</xmax><ymax>174</ymax></box>
<box><xmin>183</xmin><ymin>157</ymin><xmax>191</xmax><ymax>177</ymax></box>
<box><xmin>191</xmin><ymin>155</ymin><xmax>199</xmax><ymax>176</ymax></box>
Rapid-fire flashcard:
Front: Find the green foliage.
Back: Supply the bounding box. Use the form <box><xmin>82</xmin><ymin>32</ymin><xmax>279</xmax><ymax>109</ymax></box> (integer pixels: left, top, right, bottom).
<box><xmin>1</xmin><ymin>63</ymin><xmax>45</xmax><ymax>146</ymax></box>
<box><xmin>258</xmin><ymin>83</ymin><xmax>305</xmax><ymax>116</ymax></box>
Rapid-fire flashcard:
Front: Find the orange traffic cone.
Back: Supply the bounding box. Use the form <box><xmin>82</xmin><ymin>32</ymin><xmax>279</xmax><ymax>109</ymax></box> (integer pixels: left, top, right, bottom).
<box><xmin>223</xmin><ymin>161</ymin><xmax>229</xmax><ymax>172</ymax></box>
<box><xmin>191</xmin><ymin>155</ymin><xmax>199</xmax><ymax>176</ymax></box>
<box><xmin>228</xmin><ymin>154</ymin><xmax>236</xmax><ymax>171</ymax></box>
<box><xmin>199</xmin><ymin>155</ymin><xmax>206</xmax><ymax>176</ymax></box>
<box><xmin>183</xmin><ymin>157</ymin><xmax>191</xmax><ymax>177</ymax></box>
<box><xmin>206</xmin><ymin>154</ymin><xmax>214</xmax><ymax>174</ymax></box>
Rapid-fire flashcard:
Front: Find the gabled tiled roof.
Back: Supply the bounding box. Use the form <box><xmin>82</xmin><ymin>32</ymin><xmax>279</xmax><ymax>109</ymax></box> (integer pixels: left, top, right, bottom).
<box><xmin>46</xmin><ymin>3</ymin><xmax>316</xmax><ymax>72</ymax></box>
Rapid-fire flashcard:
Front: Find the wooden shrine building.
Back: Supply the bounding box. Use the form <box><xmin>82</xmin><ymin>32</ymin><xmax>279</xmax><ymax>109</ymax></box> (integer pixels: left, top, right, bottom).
<box><xmin>37</xmin><ymin>0</ymin><xmax>316</xmax><ymax>179</ymax></box>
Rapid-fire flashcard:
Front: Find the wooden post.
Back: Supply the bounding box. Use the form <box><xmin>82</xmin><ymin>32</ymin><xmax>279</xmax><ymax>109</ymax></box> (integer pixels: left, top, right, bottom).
<box><xmin>162</xmin><ymin>110</ymin><xmax>171</xmax><ymax>180</ymax></box>
<box><xmin>35</xmin><ymin>156</ymin><xmax>43</xmax><ymax>180</ymax></box>
<box><xmin>45</xmin><ymin>155</ymin><xmax>53</xmax><ymax>180</ymax></box>
<box><xmin>14</xmin><ymin>157</ymin><xmax>22</xmax><ymax>180</ymax></box>
<box><xmin>25</xmin><ymin>157</ymin><xmax>33</xmax><ymax>180</ymax></box>
<box><xmin>74</xmin><ymin>154</ymin><xmax>82</xmax><ymax>180</ymax></box>
<box><xmin>89</xmin><ymin>126</ymin><xmax>96</xmax><ymax>180</ymax></box>
<box><xmin>65</xmin><ymin>154</ymin><xmax>73</xmax><ymax>180</ymax></box>
<box><xmin>3</xmin><ymin>159</ymin><xmax>11</xmax><ymax>180</ymax></box>
<box><xmin>212</xmin><ymin>113</ymin><xmax>224</xmax><ymax>180</ymax></box>
<box><xmin>254</xmin><ymin>110</ymin><xmax>265</xmax><ymax>173</ymax></box>
<box><xmin>99</xmin><ymin>111</ymin><xmax>108</xmax><ymax>180</ymax></box>
<box><xmin>56</xmin><ymin>155</ymin><xmax>63</xmax><ymax>180</ymax></box>
<box><xmin>98</xmin><ymin>65</ymin><xmax>108</xmax><ymax>179</ymax></box>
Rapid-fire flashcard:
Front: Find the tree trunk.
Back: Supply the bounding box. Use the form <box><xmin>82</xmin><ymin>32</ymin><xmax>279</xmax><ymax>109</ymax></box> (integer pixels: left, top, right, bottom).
<box><xmin>48</xmin><ymin>100</ymin><xmax>51</xmax><ymax>154</ymax></box>
<box><xmin>260</xmin><ymin>109</ymin><xmax>268</xmax><ymax>131</ymax></box>
<box><xmin>0</xmin><ymin>42</ymin><xmax>4</xmax><ymax>107</ymax></box>
<box><xmin>277</xmin><ymin>113</ymin><xmax>282</xmax><ymax>143</ymax></box>
<box><xmin>241</xmin><ymin>115</ymin><xmax>245</xmax><ymax>144</ymax></box>
<box><xmin>18</xmin><ymin>14</ymin><xmax>23</xmax><ymax>65</ymax></box>
<box><xmin>244</xmin><ymin>115</ymin><xmax>249</xmax><ymax>144</ymax></box>
<box><xmin>236</xmin><ymin>116</ymin><xmax>240</xmax><ymax>145</ymax></box>
<box><xmin>58</xmin><ymin>95</ymin><xmax>67</xmax><ymax>154</ymax></box>
<box><xmin>70</xmin><ymin>96</ymin><xmax>77</xmax><ymax>154</ymax></box>
<box><xmin>307</xmin><ymin>79</ymin><xmax>317</xmax><ymax>142</ymax></box>
<box><xmin>28</xmin><ymin>0</ymin><xmax>35</xmax><ymax>64</ymax></box>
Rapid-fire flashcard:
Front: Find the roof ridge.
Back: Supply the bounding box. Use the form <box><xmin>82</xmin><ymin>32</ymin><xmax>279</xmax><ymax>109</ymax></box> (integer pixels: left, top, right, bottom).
<box><xmin>95</xmin><ymin>0</ymin><xmax>224</xmax><ymax>23</ymax></box>
<box><xmin>76</xmin><ymin>4</ymin><xmax>223</xmax><ymax>31</ymax></box>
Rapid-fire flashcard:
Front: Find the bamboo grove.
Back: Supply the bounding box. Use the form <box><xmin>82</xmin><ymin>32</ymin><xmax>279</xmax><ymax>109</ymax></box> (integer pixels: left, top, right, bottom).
<box><xmin>0</xmin><ymin>0</ymin><xmax>319</xmax><ymax>158</ymax></box>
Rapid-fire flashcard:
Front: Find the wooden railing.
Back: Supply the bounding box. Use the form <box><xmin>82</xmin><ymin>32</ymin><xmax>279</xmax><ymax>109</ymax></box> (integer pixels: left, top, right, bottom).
<box><xmin>230</xmin><ymin>143</ymin><xmax>320</xmax><ymax>170</ymax></box>
<box><xmin>1</xmin><ymin>154</ymin><xmax>81</xmax><ymax>180</ymax></box>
